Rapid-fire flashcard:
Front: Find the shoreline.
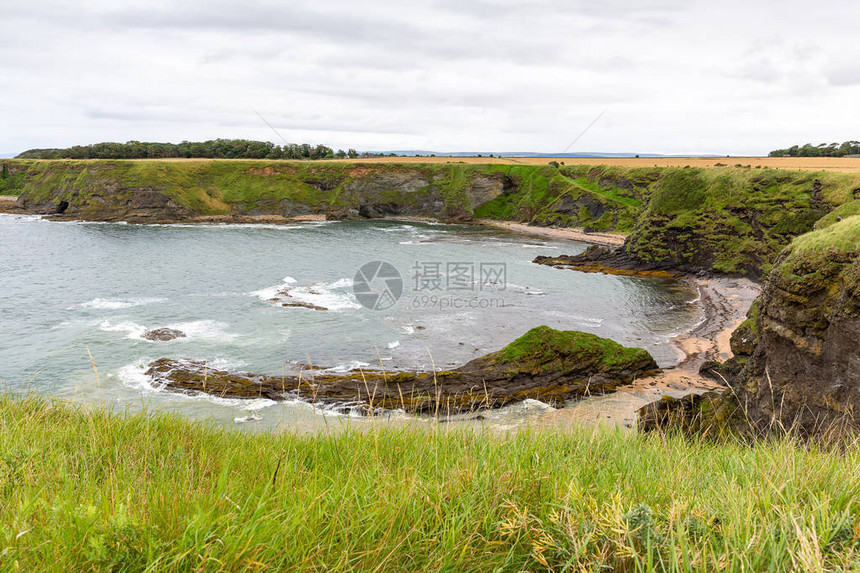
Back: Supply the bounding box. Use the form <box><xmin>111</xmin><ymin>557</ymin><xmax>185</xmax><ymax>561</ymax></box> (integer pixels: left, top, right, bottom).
<box><xmin>477</xmin><ymin>219</ymin><xmax>627</xmax><ymax>247</ymax></box>
<box><xmin>526</xmin><ymin>275</ymin><xmax>761</xmax><ymax>429</ymax></box>
<box><xmin>2</xmin><ymin>211</ymin><xmax>759</xmax><ymax>429</ymax></box>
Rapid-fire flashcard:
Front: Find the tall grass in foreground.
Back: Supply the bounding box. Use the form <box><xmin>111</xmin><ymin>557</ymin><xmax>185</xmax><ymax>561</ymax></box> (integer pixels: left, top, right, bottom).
<box><xmin>1</xmin><ymin>395</ymin><xmax>860</xmax><ymax>572</ymax></box>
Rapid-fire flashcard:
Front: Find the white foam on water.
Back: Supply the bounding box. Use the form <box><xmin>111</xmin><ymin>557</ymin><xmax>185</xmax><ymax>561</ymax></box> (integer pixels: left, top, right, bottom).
<box><xmin>402</xmin><ymin>325</ymin><xmax>415</xmax><ymax>334</ymax></box>
<box><xmin>495</xmin><ymin>398</ymin><xmax>556</xmax><ymax>417</ymax></box>
<box><xmin>117</xmin><ymin>359</ymin><xmax>155</xmax><ymax>391</ymax></box>
<box><xmin>166</xmin><ymin>320</ymin><xmax>239</xmax><ymax>343</ymax></box>
<box><xmin>100</xmin><ymin>319</ymin><xmax>147</xmax><ymax>339</ymax></box>
<box><xmin>255</xmin><ymin>276</ymin><xmax>360</xmax><ymax>311</ymax></box>
<box><xmin>558</xmin><ymin>314</ymin><xmax>604</xmax><ymax>325</ymax></box>
<box><xmin>387</xmin><ymin>340</ymin><xmax>400</xmax><ymax>349</ymax></box>
<box><xmin>241</xmin><ymin>399</ymin><xmax>277</xmax><ymax>411</ymax></box>
<box><xmin>325</xmin><ymin>360</ymin><xmax>370</xmax><ymax>373</ymax></box>
<box><xmin>80</xmin><ymin>297</ymin><xmax>166</xmax><ymax>310</ymax></box>
<box><xmin>99</xmin><ymin>318</ymin><xmax>238</xmax><ymax>343</ymax></box>
<box><xmin>288</xmin><ymin>278</ymin><xmax>360</xmax><ymax>311</ymax></box>
<box><xmin>251</xmin><ymin>276</ymin><xmax>297</xmax><ymax>300</ymax></box>
<box><xmin>118</xmin><ymin>358</ymin><xmax>275</xmax><ymax>411</ymax></box>
<box><xmin>147</xmin><ymin>222</ymin><xmax>332</xmax><ymax>230</ymax></box>
<box><xmin>0</xmin><ymin>214</ymin><xmax>43</xmax><ymax>222</ymax></box>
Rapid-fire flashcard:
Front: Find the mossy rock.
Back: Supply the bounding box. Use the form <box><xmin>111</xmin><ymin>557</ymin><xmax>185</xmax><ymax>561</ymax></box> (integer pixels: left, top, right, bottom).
<box><xmin>491</xmin><ymin>326</ymin><xmax>656</xmax><ymax>374</ymax></box>
<box><xmin>147</xmin><ymin>326</ymin><xmax>660</xmax><ymax>415</ymax></box>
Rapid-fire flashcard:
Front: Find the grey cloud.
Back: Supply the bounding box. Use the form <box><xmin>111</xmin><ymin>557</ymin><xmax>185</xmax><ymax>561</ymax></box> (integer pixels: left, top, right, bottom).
<box><xmin>827</xmin><ymin>65</ymin><xmax>860</xmax><ymax>87</ymax></box>
<box><xmin>2</xmin><ymin>0</ymin><xmax>860</xmax><ymax>155</ymax></box>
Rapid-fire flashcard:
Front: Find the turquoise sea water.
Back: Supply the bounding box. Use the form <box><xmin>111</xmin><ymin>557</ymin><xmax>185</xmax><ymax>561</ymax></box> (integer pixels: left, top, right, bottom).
<box><xmin>0</xmin><ymin>215</ymin><xmax>700</xmax><ymax>430</ymax></box>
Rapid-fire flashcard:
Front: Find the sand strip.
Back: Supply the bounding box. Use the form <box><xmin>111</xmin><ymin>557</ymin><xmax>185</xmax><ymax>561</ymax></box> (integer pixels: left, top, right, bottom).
<box><xmin>477</xmin><ymin>219</ymin><xmax>627</xmax><ymax>247</ymax></box>
<box><xmin>527</xmin><ymin>276</ymin><xmax>761</xmax><ymax>429</ymax></box>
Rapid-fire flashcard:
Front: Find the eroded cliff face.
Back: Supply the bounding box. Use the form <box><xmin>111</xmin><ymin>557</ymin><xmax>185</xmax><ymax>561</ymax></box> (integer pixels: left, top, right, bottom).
<box><xmin>705</xmin><ymin>216</ymin><xmax>860</xmax><ymax>437</ymax></box>
<box><xmin>20</xmin><ymin>183</ymin><xmax>193</xmax><ymax>222</ymax></box>
<box><xmin>5</xmin><ymin>160</ymin><xmax>649</xmax><ymax>231</ymax></box>
<box><xmin>7</xmin><ymin>161</ymin><xmax>515</xmax><ymax>223</ymax></box>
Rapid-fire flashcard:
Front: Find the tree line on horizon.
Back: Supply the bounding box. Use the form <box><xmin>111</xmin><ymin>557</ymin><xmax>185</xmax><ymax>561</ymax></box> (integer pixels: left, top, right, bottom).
<box><xmin>15</xmin><ymin>139</ymin><xmax>361</xmax><ymax>160</ymax></box>
<box><xmin>769</xmin><ymin>140</ymin><xmax>860</xmax><ymax>157</ymax></box>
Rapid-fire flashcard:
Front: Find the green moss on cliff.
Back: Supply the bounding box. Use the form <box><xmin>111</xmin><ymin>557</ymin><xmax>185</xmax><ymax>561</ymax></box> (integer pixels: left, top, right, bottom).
<box><xmin>775</xmin><ymin>215</ymin><xmax>860</xmax><ymax>291</ymax></box>
<box><xmin>814</xmin><ymin>199</ymin><xmax>860</xmax><ymax>230</ymax></box>
<box><xmin>625</xmin><ymin>168</ymin><xmax>860</xmax><ymax>276</ymax></box>
<box><xmin>0</xmin><ymin>162</ymin><xmax>26</xmax><ymax>196</ymax></box>
<box><xmin>475</xmin><ymin>165</ymin><xmax>642</xmax><ymax>232</ymax></box>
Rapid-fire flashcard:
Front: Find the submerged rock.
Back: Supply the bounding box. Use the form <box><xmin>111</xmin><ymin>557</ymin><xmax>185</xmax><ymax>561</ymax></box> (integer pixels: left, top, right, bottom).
<box><xmin>145</xmin><ymin>326</ymin><xmax>660</xmax><ymax>416</ymax></box>
<box><xmin>142</xmin><ymin>328</ymin><xmax>186</xmax><ymax>341</ymax></box>
<box><xmin>268</xmin><ymin>288</ymin><xmax>328</xmax><ymax>311</ymax></box>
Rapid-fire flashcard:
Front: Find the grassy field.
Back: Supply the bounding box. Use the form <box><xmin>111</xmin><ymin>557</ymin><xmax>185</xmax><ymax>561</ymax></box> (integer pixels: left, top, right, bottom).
<box><xmin>110</xmin><ymin>156</ymin><xmax>860</xmax><ymax>173</ymax></box>
<box><xmin>1</xmin><ymin>395</ymin><xmax>859</xmax><ymax>571</ymax></box>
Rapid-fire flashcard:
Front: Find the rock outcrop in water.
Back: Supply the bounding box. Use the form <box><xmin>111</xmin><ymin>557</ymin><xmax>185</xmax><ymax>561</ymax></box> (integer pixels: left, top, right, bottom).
<box><xmin>142</xmin><ymin>328</ymin><xmax>187</xmax><ymax>341</ymax></box>
<box><xmin>145</xmin><ymin>326</ymin><xmax>659</xmax><ymax>415</ymax></box>
<box><xmin>533</xmin><ymin>245</ymin><xmax>681</xmax><ymax>279</ymax></box>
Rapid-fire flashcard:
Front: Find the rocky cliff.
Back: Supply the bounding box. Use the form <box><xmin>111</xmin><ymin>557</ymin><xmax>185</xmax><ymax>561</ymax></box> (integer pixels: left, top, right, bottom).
<box><xmin>533</xmin><ymin>166</ymin><xmax>860</xmax><ymax>279</ymax></box>
<box><xmin>641</xmin><ymin>216</ymin><xmax>860</xmax><ymax>439</ymax></box>
<box><xmin>708</xmin><ymin>216</ymin><xmax>860</xmax><ymax>437</ymax></box>
<box><xmin>616</xmin><ymin>168</ymin><xmax>860</xmax><ymax>278</ymax></box>
<box><xmin>7</xmin><ymin>160</ymin><xmax>857</xmax><ymax>278</ymax></box>
<box><xmin>1</xmin><ymin>160</ymin><xmax>642</xmax><ymax>228</ymax></box>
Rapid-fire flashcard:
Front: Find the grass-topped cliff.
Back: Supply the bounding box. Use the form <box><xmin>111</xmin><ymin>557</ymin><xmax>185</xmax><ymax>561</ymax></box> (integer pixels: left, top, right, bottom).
<box><xmin>622</xmin><ymin>167</ymin><xmax>860</xmax><ymax>276</ymax></box>
<box><xmin>4</xmin><ymin>394</ymin><xmax>860</xmax><ymax>571</ymax></box>
<box><xmin>653</xmin><ymin>215</ymin><xmax>860</xmax><ymax>439</ymax></box>
<box><xmin>3</xmin><ymin>159</ymin><xmax>648</xmax><ymax>231</ymax></box>
<box><xmin>4</xmin><ymin>159</ymin><xmax>860</xmax><ymax>277</ymax></box>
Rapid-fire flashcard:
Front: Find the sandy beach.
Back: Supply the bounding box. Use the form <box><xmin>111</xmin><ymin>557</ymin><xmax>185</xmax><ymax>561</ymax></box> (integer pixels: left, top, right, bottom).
<box><xmin>523</xmin><ymin>276</ymin><xmax>760</xmax><ymax>430</ymax></box>
<box><xmin>478</xmin><ymin>219</ymin><xmax>627</xmax><ymax>247</ymax></box>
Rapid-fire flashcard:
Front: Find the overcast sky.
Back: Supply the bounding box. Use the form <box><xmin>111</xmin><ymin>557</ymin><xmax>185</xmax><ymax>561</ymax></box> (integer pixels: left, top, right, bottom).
<box><xmin>2</xmin><ymin>0</ymin><xmax>859</xmax><ymax>155</ymax></box>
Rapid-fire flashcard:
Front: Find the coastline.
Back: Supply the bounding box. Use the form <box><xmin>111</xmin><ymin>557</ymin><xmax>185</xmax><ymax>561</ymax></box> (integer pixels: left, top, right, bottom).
<box><xmin>2</xmin><ymin>211</ymin><xmax>758</xmax><ymax>429</ymax></box>
<box><xmin>477</xmin><ymin>219</ymin><xmax>627</xmax><ymax>247</ymax></box>
<box><xmin>527</xmin><ymin>276</ymin><xmax>761</xmax><ymax>429</ymax></box>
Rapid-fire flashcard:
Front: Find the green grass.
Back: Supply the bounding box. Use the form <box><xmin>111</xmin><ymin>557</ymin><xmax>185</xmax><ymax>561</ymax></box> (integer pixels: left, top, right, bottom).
<box><xmin>773</xmin><ymin>215</ymin><xmax>860</xmax><ymax>296</ymax></box>
<box><xmin>815</xmin><ymin>199</ymin><xmax>860</xmax><ymax>230</ymax></box>
<box><xmin>2</xmin><ymin>395</ymin><xmax>860</xmax><ymax>571</ymax></box>
<box><xmin>567</xmin><ymin>176</ymin><xmax>643</xmax><ymax>208</ymax></box>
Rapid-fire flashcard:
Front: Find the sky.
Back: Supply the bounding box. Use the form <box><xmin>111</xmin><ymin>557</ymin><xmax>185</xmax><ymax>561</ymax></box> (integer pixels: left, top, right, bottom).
<box><xmin>2</xmin><ymin>0</ymin><xmax>859</xmax><ymax>156</ymax></box>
